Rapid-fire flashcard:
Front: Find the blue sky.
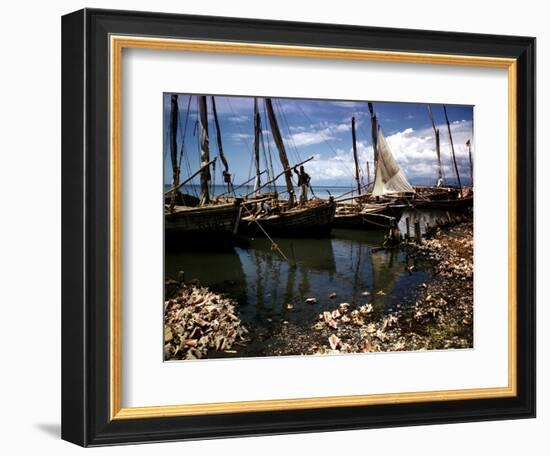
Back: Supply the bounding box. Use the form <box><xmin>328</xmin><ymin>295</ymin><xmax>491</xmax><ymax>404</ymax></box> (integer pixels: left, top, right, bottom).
<box><xmin>163</xmin><ymin>93</ymin><xmax>474</xmax><ymax>188</ymax></box>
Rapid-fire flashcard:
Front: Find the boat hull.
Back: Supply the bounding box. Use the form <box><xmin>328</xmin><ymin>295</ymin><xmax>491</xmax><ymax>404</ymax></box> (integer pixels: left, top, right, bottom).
<box><xmin>241</xmin><ymin>200</ymin><xmax>336</xmax><ymax>237</ymax></box>
<box><xmin>412</xmin><ymin>196</ymin><xmax>473</xmax><ymax>210</ymax></box>
<box><xmin>165</xmin><ymin>202</ymin><xmax>242</xmax><ymax>239</ymax></box>
<box><xmin>333</xmin><ymin>204</ymin><xmax>405</xmax><ymax>230</ymax></box>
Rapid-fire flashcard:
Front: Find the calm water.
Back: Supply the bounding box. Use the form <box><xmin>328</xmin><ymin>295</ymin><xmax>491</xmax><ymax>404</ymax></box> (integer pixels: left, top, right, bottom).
<box><xmin>165</xmin><ymin>227</ymin><xmax>434</xmax><ymax>356</ymax></box>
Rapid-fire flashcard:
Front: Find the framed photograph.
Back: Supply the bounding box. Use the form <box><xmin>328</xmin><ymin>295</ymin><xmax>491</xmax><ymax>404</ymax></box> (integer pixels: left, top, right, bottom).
<box><xmin>61</xmin><ymin>8</ymin><xmax>535</xmax><ymax>446</ymax></box>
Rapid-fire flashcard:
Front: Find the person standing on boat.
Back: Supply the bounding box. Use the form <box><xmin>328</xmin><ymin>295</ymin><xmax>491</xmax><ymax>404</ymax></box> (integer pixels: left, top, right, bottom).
<box><xmin>294</xmin><ymin>165</ymin><xmax>311</xmax><ymax>205</ymax></box>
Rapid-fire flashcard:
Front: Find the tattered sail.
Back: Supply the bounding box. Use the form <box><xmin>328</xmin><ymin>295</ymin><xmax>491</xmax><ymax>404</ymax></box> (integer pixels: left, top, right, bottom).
<box><xmin>372</xmin><ymin>128</ymin><xmax>415</xmax><ymax>196</ymax></box>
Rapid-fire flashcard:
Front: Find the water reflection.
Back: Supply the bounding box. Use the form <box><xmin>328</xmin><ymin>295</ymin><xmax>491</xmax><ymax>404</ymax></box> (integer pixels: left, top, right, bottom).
<box><xmin>165</xmin><ymin>227</ymin><xmax>430</xmax><ymax>356</ymax></box>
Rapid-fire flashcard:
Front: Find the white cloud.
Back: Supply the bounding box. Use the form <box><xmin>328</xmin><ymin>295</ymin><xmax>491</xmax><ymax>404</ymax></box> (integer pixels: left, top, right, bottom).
<box><xmin>228</xmin><ymin>114</ymin><xmax>250</xmax><ymax>123</ymax></box>
<box><xmin>288</xmin><ymin>120</ymin><xmax>353</xmax><ymax>147</ymax></box>
<box><xmin>230</xmin><ymin>133</ymin><xmax>252</xmax><ymax>140</ymax></box>
<box><xmin>385</xmin><ymin>119</ymin><xmax>473</xmax><ymax>183</ymax></box>
<box><xmin>302</xmin><ymin>120</ymin><xmax>473</xmax><ymax>186</ymax></box>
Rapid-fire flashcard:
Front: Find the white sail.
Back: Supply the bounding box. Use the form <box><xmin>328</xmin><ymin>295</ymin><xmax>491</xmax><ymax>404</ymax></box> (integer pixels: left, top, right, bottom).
<box><xmin>372</xmin><ymin>128</ymin><xmax>415</xmax><ymax>196</ymax></box>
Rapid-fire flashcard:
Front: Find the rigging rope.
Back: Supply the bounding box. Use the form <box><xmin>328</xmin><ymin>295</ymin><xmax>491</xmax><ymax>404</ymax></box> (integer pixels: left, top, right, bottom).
<box><xmin>275</xmin><ymin>99</ymin><xmax>302</xmax><ymax>166</ymax></box>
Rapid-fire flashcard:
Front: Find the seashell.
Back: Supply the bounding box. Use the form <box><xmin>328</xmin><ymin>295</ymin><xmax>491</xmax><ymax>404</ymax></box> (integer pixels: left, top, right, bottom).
<box><xmin>328</xmin><ymin>334</ymin><xmax>340</xmax><ymax>350</ymax></box>
<box><xmin>338</xmin><ymin>303</ymin><xmax>350</xmax><ymax>313</ymax></box>
<box><xmin>359</xmin><ymin>304</ymin><xmax>373</xmax><ymax>316</ymax></box>
<box><xmin>313</xmin><ymin>322</ymin><xmax>325</xmax><ymax>331</ymax></box>
<box><xmin>164</xmin><ymin>326</ymin><xmax>173</xmax><ymax>342</ymax></box>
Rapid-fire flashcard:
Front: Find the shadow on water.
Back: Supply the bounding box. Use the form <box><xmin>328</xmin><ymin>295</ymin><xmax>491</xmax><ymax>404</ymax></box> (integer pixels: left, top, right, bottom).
<box><xmin>165</xmin><ymin>223</ymin><xmax>434</xmax><ymax>357</ymax></box>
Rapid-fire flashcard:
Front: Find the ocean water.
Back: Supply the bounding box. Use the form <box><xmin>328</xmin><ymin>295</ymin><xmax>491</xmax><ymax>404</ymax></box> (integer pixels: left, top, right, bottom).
<box><xmin>164</xmin><ymin>184</ymin><xmax>354</xmax><ymax>200</ymax></box>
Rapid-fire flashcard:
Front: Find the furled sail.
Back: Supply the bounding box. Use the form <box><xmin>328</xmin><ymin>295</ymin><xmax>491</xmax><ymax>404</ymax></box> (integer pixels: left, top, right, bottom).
<box><xmin>372</xmin><ymin>128</ymin><xmax>415</xmax><ymax>196</ymax></box>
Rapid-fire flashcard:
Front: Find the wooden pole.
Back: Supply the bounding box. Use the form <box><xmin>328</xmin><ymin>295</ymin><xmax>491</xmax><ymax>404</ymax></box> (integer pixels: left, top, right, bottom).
<box><xmin>253</xmin><ymin>98</ymin><xmax>262</xmax><ymax>196</ymax></box>
<box><xmin>427</xmin><ymin>105</ymin><xmax>443</xmax><ymax>185</ymax></box>
<box><xmin>368</xmin><ymin>102</ymin><xmax>378</xmax><ymax>172</ymax></box>
<box><xmin>169</xmin><ymin>95</ymin><xmax>180</xmax><ymax>212</ymax></box>
<box><xmin>197</xmin><ymin>95</ymin><xmax>211</xmax><ymax>205</ymax></box>
<box><xmin>351</xmin><ymin>116</ymin><xmax>361</xmax><ymax>196</ymax></box>
<box><xmin>164</xmin><ymin>157</ymin><xmax>217</xmax><ymax>196</ymax></box>
<box><xmin>242</xmin><ymin>156</ymin><xmax>314</xmax><ymax>199</ymax></box>
<box><xmin>218</xmin><ymin>170</ymin><xmax>266</xmax><ymax>198</ymax></box>
<box><xmin>211</xmin><ymin>96</ymin><xmax>232</xmax><ymax>193</ymax></box>
<box><xmin>265</xmin><ymin>98</ymin><xmax>295</xmax><ymax>208</ymax></box>
<box><xmin>414</xmin><ymin>221</ymin><xmax>422</xmax><ymax>243</ymax></box>
<box><xmin>405</xmin><ymin>217</ymin><xmax>410</xmax><ymax>239</ymax></box>
<box><xmin>241</xmin><ymin>204</ymin><xmax>289</xmax><ymax>261</ymax></box>
<box><xmin>443</xmin><ymin>106</ymin><xmax>462</xmax><ymax>191</ymax></box>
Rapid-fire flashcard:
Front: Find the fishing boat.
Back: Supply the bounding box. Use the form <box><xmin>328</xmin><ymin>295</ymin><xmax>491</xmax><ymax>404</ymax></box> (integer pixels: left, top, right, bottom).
<box><xmin>409</xmin><ymin>105</ymin><xmax>473</xmax><ymax>210</ymax></box>
<box><xmin>239</xmin><ymin>97</ymin><xmax>336</xmax><ymax>237</ymax></box>
<box><xmin>334</xmin><ymin>108</ymin><xmax>411</xmax><ymax>229</ymax></box>
<box><xmin>334</xmin><ymin>203</ymin><xmax>406</xmax><ymax>230</ymax></box>
<box><xmin>165</xmin><ymin>95</ymin><xmax>242</xmax><ymax>239</ymax></box>
<box><xmin>241</xmin><ymin>198</ymin><xmax>336</xmax><ymax>237</ymax></box>
<box><xmin>166</xmin><ymin>201</ymin><xmax>242</xmax><ymax>235</ymax></box>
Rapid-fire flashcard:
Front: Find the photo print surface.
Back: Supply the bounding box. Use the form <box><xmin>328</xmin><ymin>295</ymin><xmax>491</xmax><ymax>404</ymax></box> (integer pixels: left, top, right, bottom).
<box><xmin>163</xmin><ymin>94</ymin><xmax>474</xmax><ymax>361</ymax></box>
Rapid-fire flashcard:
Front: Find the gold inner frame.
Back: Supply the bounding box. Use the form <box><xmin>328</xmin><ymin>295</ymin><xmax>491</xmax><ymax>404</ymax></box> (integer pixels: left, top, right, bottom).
<box><xmin>109</xmin><ymin>35</ymin><xmax>517</xmax><ymax>420</ymax></box>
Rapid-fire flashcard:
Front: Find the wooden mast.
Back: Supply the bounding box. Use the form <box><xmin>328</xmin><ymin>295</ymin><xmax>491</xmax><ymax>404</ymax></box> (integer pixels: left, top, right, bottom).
<box><xmin>466</xmin><ymin>139</ymin><xmax>473</xmax><ymax>185</ymax></box>
<box><xmin>253</xmin><ymin>97</ymin><xmax>262</xmax><ymax>196</ymax></box>
<box><xmin>368</xmin><ymin>102</ymin><xmax>378</xmax><ymax>172</ymax></box>
<box><xmin>265</xmin><ymin>98</ymin><xmax>295</xmax><ymax>208</ymax></box>
<box><xmin>366</xmin><ymin>161</ymin><xmax>371</xmax><ymax>187</ymax></box>
<box><xmin>210</xmin><ymin>96</ymin><xmax>232</xmax><ymax>194</ymax></box>
<box><xmin>427</xmin><ymin>105</ymin><xmax>443</xmax><ymax>185</ymax></box>
<box><xmin>351</xmin><ymin>116</ymin><xmax>361</xmax><ymax>195</ymax></box>
<box><xmin>169</xmin><ymin>94</ymin><xmax>180</xmax><ymax>211</ymax></box>
<box><xmin>443</xmin><ymin>106</ymin><xmax>462</xmax><ymax>191</ymax></box>
<box><xmin>197</xmin><ymin>95</ymin><xmax>211</xmax><ymax>205</ymax></box>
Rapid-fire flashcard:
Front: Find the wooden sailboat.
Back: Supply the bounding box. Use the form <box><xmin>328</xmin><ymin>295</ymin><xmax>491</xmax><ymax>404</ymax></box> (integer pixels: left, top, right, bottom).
<box><xmin>334</xmin><ymin>112</ymin><xmax>407</xmax><ymax>230</ymax></box>
<box><xmin>165</xmin><ymin>95</ymin><xmax>242</xmax><ymax>239</ymax></box>
<box><xmin>240</xmin><ymin>98</ymin><xmax>336</xmax><ymax>237</ymax></box>
<box><xmin>334</xmin><ymin>202</ymin><xmax>405</xmax><ymax>229</ymax></box>
<box><xmin>410</xmin><ymin>105</ymin><xmax>473</xmax><ymax>210</ymax></box>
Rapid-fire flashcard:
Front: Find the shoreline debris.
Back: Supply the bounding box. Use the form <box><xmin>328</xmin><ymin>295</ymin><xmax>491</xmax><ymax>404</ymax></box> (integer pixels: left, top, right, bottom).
<box><xmin>164</xmin><ymin>283</ymin><xmax>249</xmax><ymax>360</ymax></box>
<box><xmin>308</xmin><ymin>221</ymin><xmax>473</xmax><ymax>355</ymax></box>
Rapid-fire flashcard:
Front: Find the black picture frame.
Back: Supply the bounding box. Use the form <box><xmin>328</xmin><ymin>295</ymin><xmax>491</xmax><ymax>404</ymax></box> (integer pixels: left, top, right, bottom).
<box><xmin>62</xmin><ymin>8</ymin><xmax>535</xmax><ymax>447</ymax></box>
